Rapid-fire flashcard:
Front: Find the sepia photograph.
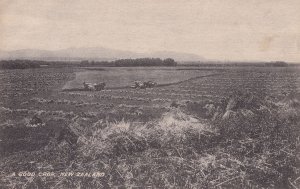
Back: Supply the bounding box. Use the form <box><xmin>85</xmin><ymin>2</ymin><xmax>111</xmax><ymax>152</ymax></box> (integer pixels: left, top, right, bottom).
<box><xmin>0</xmin><ymin>0</ymin><xmax>299</xmax><ymax>188</ymax></box>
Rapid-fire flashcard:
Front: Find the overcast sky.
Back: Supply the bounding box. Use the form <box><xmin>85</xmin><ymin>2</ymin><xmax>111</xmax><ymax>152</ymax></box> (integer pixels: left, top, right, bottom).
<box><xmin>0</xmin><ymin>0</ymin><xmax>299</xmax><ymax>62</ymax></box>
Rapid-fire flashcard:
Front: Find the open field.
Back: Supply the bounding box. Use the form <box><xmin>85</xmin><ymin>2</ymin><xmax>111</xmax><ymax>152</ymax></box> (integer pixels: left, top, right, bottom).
<box><xmin>0</xmin><ymin>66</ymin><xmax>300</xmax><ymax>188</ymax></box>
<box><xmin>63</xmin><ymin>67</ymin><xmax>222</xmax><ymax>89</ymax></box>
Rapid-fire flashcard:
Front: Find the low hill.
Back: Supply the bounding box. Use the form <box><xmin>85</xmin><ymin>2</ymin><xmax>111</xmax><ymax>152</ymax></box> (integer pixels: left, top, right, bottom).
<box><xmin>0</xmin><ymin>47</ymin><xmax>205</xmax><ymax>62</ymax></box>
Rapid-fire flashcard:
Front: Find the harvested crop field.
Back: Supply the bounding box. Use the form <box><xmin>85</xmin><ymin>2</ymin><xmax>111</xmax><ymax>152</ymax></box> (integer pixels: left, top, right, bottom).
<box><xmin>0</xmin><ymin>66</ymin><xmax>300</xmax><ymax>188</ymax></box>
<box><xmin>63</xmin><ymin>67</ymin><xmax>221</xmax><ymax>89</ymax></box>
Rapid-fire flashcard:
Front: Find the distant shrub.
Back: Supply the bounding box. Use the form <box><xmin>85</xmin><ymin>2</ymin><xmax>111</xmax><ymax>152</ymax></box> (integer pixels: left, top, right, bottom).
<box><xmin>266</xmin><ymin>61</ymin><xmax>289</xmax><ymax>67</ymax></box>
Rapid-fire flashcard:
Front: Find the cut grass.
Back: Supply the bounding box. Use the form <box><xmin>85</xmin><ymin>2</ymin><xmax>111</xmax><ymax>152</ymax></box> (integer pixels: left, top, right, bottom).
<box><xmin>0</xmin><ymin>67</ymin><xmax>299</xmax><ymax>188</ymax></box>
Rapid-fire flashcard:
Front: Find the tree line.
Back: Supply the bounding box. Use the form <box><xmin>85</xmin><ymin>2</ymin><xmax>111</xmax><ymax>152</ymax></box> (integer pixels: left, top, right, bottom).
<box><xmin>0</xmin><ymin>60</ymin><xmax>41</xmax><ymax>69</ymax></box>
<box><xmin>114</xmin><ymin>58</ymin><xmax>177</xmax><ymax>66</ymax></box>
<box><xmin>80</xmin><ymin>58</ymin><xmax>177</xmax><ymax>67</ymax></box>
<box><xmin>0</xmin><ymin>60</ymin><xmax>78</xmax><ymax>69</ymax></box>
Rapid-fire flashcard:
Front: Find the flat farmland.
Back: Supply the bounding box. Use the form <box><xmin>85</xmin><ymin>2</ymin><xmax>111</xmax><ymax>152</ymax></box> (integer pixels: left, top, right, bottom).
<box><xmin>0</xmin><ymin>66</ymin><xmax>299</xmax><ymax>189</ymax></box>
<box><xmin>63</xmin><ymin>67</ymin><xmax>221</xmax><ymax>89</ymax></box>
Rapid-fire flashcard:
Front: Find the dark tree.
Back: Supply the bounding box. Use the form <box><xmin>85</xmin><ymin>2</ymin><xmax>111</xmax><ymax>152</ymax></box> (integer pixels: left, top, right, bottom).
<box><xmin>163</xmin><ymin>58</ymin><xmax>177</xmax><ymax>66</ymax></box>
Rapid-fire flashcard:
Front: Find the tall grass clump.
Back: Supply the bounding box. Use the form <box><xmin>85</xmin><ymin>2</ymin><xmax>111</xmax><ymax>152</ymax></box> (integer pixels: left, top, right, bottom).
<box><xmin>71</xmin><ymin>92</ymin><xmax>299</xmax><ymax>188</ymax></box>
<box><xmin>209</xmin><ymin>91</ymin><xmax>300</xmax><ymax>188</ymax></box>
<box><xmin>73</xmin><ymin>109</ymin><xmax>221</xmax><ymax>188</ymax></box>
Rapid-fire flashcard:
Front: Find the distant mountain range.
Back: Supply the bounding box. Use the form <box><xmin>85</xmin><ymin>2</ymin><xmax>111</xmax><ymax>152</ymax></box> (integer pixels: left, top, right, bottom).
<box><xmin>0</xmin><ymin>47</ymin><xmax>205</xmax><ymax>62</ymax></box>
